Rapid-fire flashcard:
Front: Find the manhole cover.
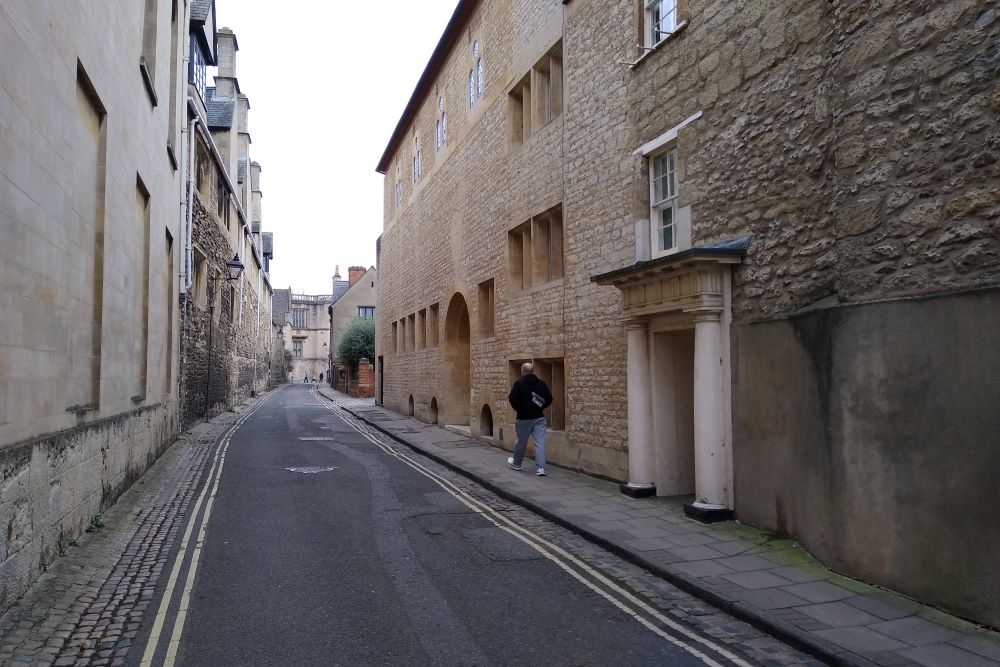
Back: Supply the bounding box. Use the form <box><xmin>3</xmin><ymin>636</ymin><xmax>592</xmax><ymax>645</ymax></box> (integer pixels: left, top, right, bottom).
<box><xmin>285</xmin><ymin>466</ymin><xmax>340</xmax><ymax>474</ymax></box>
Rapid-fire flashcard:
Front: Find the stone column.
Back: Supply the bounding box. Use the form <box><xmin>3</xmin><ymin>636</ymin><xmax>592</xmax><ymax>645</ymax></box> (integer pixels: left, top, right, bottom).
<box><xmin>686</xmin><ymin>311</ymin><xmax>732</xmax><ymax>521</ymax></box>
<box><xmin>621</xmin><ymin>321</ymin><xmax>656</xmax><ymax>498</ymax></box>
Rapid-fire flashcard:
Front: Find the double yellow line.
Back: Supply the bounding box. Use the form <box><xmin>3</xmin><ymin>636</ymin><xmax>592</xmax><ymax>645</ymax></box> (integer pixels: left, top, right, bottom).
<box><xmin>315</xmin><ymin>391</ymin><xmax>753</xmax><ymax>667</ymax></box>
<box><xmin>140</xmin><ymin>392</ymin><xmax>273</xmax><ymax>666</ymax></box>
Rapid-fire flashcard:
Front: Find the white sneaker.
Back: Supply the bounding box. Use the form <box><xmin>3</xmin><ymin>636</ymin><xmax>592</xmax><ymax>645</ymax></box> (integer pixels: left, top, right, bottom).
<box><xmin>536</xmin><ymin>467</ymin><xmax>546</xmax><ymax>476</ymax></box>
<box><xmin>507</xmin><ymin>457</ymin><xmax>522</xmax><ymax>471</ymax></box>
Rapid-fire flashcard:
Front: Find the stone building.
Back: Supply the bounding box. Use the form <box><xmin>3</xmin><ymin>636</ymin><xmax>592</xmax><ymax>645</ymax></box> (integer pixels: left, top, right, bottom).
<box><xmin>0</xmin><ymin>0</ymin><xmax>277</xmax><ymax>610</ymax></box>
<box><xmin>375</xmin><ymin>0</ymin><xmax>1000</xmax><ymax>627</ymax></box>
<box><xmin>0</xmin><ymin>0</ymin><xmax>186</xmax><ymax>608</ymax></box>
<box><xmin>328</xmin><ymin>267</ymin><xmax>378</xmax><ymax>394</ymax></box>
<box><xmin>280</xmin><ymin>268</ymin><xmax>351</xmax><ymax>383</ymax></box>
<box><xmin>177</xmin><ymin>16</ymin><xmax>275</xmax><ymax>429</ymax></box>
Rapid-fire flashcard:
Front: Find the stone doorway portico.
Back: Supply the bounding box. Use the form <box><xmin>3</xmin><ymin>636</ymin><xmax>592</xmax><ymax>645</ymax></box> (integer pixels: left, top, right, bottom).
<box><xmin>593</xmin><ymin>237</ymin><xmax>749</xmax><ymax>522</ymax></box>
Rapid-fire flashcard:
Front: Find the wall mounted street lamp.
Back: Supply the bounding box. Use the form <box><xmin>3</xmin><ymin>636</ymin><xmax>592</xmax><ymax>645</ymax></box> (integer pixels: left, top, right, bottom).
<box><xmin>204</xmin><ymin>254</ymin><xmax>245</xmax><ymax>420</ymax></box>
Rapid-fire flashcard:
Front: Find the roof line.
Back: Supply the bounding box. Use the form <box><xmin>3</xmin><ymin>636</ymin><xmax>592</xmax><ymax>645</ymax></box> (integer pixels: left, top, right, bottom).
<box><xmin>375</xmin><ymin>0</ymin><xmax>480</xmax><ymax>174</ymax></box>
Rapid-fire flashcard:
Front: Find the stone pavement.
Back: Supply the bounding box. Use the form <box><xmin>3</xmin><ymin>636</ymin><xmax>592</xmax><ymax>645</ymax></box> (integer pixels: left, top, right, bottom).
<box><xmin>320</xmin><ymin>387</ymin><xmax>1000</xmax><ymax>667</ymax></box>
<box><xmin>0</xmin><ymin>402</ymin><xmax>257</xmax><ymax>667</ymax></box>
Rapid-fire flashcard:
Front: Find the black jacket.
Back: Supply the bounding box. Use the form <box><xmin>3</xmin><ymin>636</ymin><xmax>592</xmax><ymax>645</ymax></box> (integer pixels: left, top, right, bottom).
<box><xmin>508</xmin><ymin>374</ymin><xmax>553</xmax><ymax>420</ymax></box>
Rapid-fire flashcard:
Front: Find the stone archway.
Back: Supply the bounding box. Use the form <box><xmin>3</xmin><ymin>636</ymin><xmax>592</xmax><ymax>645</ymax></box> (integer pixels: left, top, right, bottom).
<box><xmin>479</xmin><ymin>404</ymin><xmax>494</xmax><ymax>438</ymax></box>
<box><xmin>442</xmin><ymin>293</ymin><xmax>471</xmax><ymax>426</ymax></box>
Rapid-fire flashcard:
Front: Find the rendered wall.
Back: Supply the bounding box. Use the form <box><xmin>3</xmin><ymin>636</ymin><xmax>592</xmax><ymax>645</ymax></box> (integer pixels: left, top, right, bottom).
<box><xmin>734</xmin><ymin>289</ymin><xmax>1000</xmax><ymax>627</ymax></box>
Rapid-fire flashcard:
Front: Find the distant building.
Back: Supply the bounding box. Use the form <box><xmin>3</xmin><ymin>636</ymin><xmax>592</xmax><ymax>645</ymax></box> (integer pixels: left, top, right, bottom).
<box><xmin>279</xmin><ymin>267</ymin><xmax>351</xmax><ymax>382</ymax></box>
<box><xmin>329</xmin><ymin>267</ymin><xmax>377</xmax><ymax>396</ymax></box>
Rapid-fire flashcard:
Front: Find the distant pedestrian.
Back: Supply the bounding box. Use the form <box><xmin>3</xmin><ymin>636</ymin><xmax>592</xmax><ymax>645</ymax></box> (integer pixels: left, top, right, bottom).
<box><xmin>506</xmin><ymin>362</ymin><xmax>553</xmax><ymax>476</ymax></box>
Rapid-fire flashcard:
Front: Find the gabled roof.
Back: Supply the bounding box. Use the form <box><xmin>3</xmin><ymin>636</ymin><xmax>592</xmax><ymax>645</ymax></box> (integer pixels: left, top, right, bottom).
<box><xmin>204</xmin><ymin>88</ymin><xmax>235</xmax><ymax>130</ymax></box>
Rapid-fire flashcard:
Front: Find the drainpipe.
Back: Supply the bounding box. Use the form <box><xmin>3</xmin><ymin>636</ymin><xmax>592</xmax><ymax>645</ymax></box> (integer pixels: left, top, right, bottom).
<box><xmin>175</xmin><ymin>0</ymin><xmax>194</xmax><ymax>434</ymax></box>
<box><xmin>184</xmin><ymin>114</ymin><xmax>196</xmax><ymax>293</ymax></box>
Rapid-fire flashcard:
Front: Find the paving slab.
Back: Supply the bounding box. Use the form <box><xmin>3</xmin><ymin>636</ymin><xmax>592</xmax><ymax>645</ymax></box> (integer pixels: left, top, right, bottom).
<box><xmin>322</xmin><ymin>389</ymin><xmax>1000</xmax><ymax>667</ymax></box>
<box><xmin>951</xmin><ymin>634</ymin><xmax>1000</xmax><ymax>662</ymax></box>
<box><xmin>901</xmin><ymin>642</ymin><xmax>998</xmax><ymax>667</ymax></box>
<box><xmin>870</xmin><ymin>617</ymin><xmax>961</xmax><ymax>647</ymax></box>
<box><xmin>798</xmin><ymin>602</ymin><xmax>882</xmax><ymax>628</ymax></box>
<box><xmin>814</xmin><ymin>627</ymin><xmax>908</xmax><ymax>653</ymax></box>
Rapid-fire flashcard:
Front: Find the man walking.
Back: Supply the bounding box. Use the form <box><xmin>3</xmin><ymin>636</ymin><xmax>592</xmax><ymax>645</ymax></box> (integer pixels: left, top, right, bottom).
<box><xmin>507</xmin><ymin>362</ymin><xmax>553</xmax><ymax>476</ymax></box>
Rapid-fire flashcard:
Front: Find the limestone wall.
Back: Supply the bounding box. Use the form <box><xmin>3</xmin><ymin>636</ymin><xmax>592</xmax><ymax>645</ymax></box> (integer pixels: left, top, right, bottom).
<box><xmin>0</xmin><ymin>0</ymin><xmax>185</xmax><ymax>609</ymax></box>
<box><xmin>179</xmin><ymin>190</ymin><xmax>273</xmax><ymax>429</ymax></box>
<box><xmin>375</xmin><ymin>0</ymin><xmax>1000</xmax><ymax>626</ymax></box>
<box><xmin>624</xmin><ymin>0</ymin><xmax>1000</xmax><ymax>319</ymax></box>
<box><xmin>376</xmin><ymin>0</ymin><xmax>633</xmax><ymax>477</ymax></box>
<box><xmin>0</xmin><ymin>403</ymin><xmax>174</xmax><ymax>611</ymax></box>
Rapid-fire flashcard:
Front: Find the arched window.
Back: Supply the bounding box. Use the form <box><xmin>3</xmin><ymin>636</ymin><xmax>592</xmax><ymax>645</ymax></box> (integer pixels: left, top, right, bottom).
<box><xmin>469</xmin><ymin>41</ymin><xmax>483</xmax><ymax>108</ymax></box>
<box><xmin>411</xmin><ymin>134</ymin><xmax>422</xmax><ymax>183</ymax></box>
<box><xmin>436</xmin><ymin>96</ymin><xmax>447</xmax><ymax>150</ymax></box>
<box><xmin>394</xmin><ymin>163</ymin><xmax>401</xmax><ymax>205</ymax></box>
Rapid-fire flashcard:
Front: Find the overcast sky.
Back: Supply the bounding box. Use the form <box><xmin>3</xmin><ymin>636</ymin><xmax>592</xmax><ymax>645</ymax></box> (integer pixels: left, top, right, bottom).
<box><xmin>213</xmin><ymin>0</ymin><xmax>459</xmax><ymax>295</ymax></box>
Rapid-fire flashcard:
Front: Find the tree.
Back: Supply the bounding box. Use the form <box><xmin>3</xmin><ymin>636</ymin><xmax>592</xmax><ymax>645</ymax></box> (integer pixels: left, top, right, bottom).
<box><xmin>337</xmin><ymin>316</ymin><xmax>375</xmax><ymax>369</ymax></box>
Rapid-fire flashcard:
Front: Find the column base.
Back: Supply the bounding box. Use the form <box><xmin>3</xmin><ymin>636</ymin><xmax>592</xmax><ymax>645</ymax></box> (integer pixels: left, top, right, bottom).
<box><xmin>619</xmin><ymin>483</ymin><xmax>656</xmax><ymax>499</ymax></box>
<box><xmin>683</xmin><ymin>502</ymin><xmax>734</xmax><ymax>523</ymax></box>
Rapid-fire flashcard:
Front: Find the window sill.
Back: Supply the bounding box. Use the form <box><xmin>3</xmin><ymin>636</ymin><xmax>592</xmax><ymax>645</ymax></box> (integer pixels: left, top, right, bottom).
<box><xmin>629</xmin><ymin>20</ymin><xmax>689</xmax><ymax>71</ymax></box>
<box><xmin>510</xmin><ymin>277</ymin><xmax>565</xmax><ymax>297</ymax></box>
<box><xmin>650</xmin><ymin>246</ymin><xmax>689</xmax><ymax>261</ymax></box>
<box><xmin>166</xmin><ymin>142</ymin><xmax>178</xmax><ymax>171</ymax></box>
<box><xmin>510</xmin><ymin>113</ymin><xmax>562</xmax><ymax>152</ymax></box>
<box><xmin>139</xmin><ymin>60</ymin><xmax>158</xmax><ymax>107</ymax></box>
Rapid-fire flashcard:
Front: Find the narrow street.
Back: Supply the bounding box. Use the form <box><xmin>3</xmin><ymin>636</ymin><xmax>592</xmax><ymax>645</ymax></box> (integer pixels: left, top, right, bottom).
<box><xmin>131</xmin><ymin>384</ymin><xmax>817</xmax><ymax>666</ymax></box>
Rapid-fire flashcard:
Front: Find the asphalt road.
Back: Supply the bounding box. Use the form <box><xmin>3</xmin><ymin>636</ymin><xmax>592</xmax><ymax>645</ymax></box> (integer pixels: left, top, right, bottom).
<box><xmin>142</xmin><ymin>385</ymin><xmax>749</xmax><ymax>666</ymax></box>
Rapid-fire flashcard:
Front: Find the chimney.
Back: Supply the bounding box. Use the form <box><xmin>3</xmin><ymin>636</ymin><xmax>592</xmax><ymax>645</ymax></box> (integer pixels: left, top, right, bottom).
<box><xmin>215</xmin><ymin>29</ymin><xmax>239</xmax><ymax>98</ymax></box>
<box><xmin>348</xmin><ymin>266</ymin><xmax>366</xmax><ymax>288</ymax></box>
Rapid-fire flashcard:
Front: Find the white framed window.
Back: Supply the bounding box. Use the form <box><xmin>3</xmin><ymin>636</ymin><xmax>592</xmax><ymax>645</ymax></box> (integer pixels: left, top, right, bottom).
<box><xmin>436</xmin><ymin>96</ymin><xmax>447</xmax><ymax>150</ymax></box>
<box><xmin>292</xmin><ymin>339</ymin><xmax>303</xmax><ymax>357</ymax></box>
<box><xmin>411</xmin><ymin>134</ymin><xmax>422</xmax><ymax>183</ymax></box>
<box><xmin>394</xmin><ymin>163</ymin><xmax>402</xmax><ymax>205</ymax></box>
<box><xmin>650</xmin><ymin>147</ymin><xmax>679</xmax><ymax>255</ymax></box>
<box><xmin>358</xmin><ymin>306</ymin><xmax>375</xmax><ymax>318</ymax></box>
<box><xmin>469</xmin><ymin>41</ymin><xmax>483</xmax><ymax>108</ymax></box>
<box><xmin>189</xmin><ymin>42</ymin><xmax>206</xmax><ymax>100</ymax></box>
<box><xmin>645</xmin><ymin>0</ymin><xmax>679</xmax><ymax>47</ymax></box>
